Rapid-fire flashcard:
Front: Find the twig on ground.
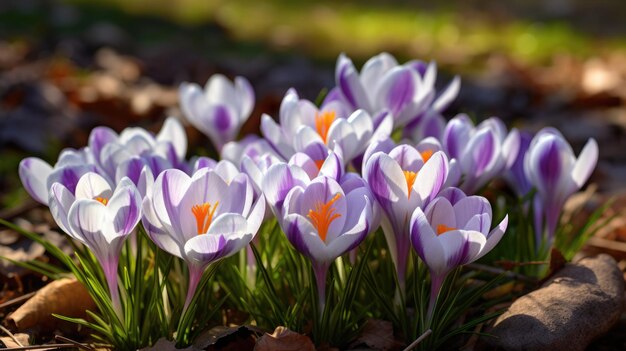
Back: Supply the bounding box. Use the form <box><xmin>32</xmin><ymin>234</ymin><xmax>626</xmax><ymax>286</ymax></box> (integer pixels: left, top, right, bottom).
<box><xmin>403</xmin><ymin>329</ymin><xmax>432</xmax><ymax>351</ymax></box>
<box><xmin>54</xmin><ymin>335</ymin><xmax>95</xmax><ymax>351</ymax></box>
<box><xmin>0</xmin><ymin>324</ymin><xmax>24</xmax><ymax>347</ymax></box>
<box><xmin>0</xmin><ymin>292</ymin><xmax>36</xmax><ymax>310</ymax></box>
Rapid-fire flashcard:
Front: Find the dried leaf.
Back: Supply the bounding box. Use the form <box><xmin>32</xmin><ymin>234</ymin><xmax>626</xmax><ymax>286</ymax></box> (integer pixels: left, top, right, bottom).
<box><xmin>254</xmin><ymin>326</ymin><xmax>315</xmax><ymax>351</ymax></box>
<box><xmin>349</xmin><ymin>319</ymin><xmax>402</xmax><ymax>351</ymax></box>
<box><xmin>194</xmin><ymin>325</ymin><xmax>260</xmax><ymax>350</ymax></box>
<box><xmin>6</xmin><ymin>278</ymin><xmax>96</xmax><ymax>331</ymax></box>
<box><xmin>0</xmin><ymin>332</ymin><xmax>30</xmax><ymax>348</ymax></box>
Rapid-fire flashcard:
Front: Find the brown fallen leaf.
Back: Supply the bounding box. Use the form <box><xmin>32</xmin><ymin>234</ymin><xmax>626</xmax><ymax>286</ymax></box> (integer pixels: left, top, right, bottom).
<box><xmin>194</xmin><ymin>325</ymin><xmax>261</xmax><ymax>350</ymax></box>
<box><xmin>349</xmin><ymin>319</ymin><xmax>403</xmax><ymax>351</ymax></box>
<box><xmin>6</xmin><ymin>278</ymin><xmax>96</xmax><ymax>331</ymax></box>
<box><xmin>254</xmin><ymin>326</ymin><xmax>315</xmax><ymax>351</ymax></box>
<box><xmin>0</xmin><ymin>332</ymin><xmax>30</xmax><ymax>348</ymax></box>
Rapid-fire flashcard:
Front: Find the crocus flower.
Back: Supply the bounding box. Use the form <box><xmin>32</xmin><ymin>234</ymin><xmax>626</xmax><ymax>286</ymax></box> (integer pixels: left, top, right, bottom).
<box><xmin>524</xmin><ymin>128</ymin><xmax>598</xmax><ymax>243</ymax></box>
<box><xmin>505</xmin><ymin>131</ymin><xmax>533</xmax><ymax>197</ymax></box>
<box><xmin>221</xmin><ymin>135</ymin><xmax>283</xmax><ymax>168</ymax></box>
<box><xmin>90</xmin><ymin>117</ymin><xmax>187</xmax><ymax>176</ymax></box>
<box><xmin>19</xmin><ymin>157</ymin><xmax>97</xmax><ymax>205</ymax></box>
<box><xmin>261</xmin><ymin>89</ymin><xmax>391</xmax><ymax>164</ymax></box>
<box><xmin>48</xmin><ymin>172</ymin><xmax>142</xmax><ymax>318</ymax></box>
<box><xmin>279</xmin><ymin>175</ymin><xmax>373</xmax><ymax>311</ymax></box>
<box><xmin>261</xmin><ymin>163</ymin><xmax>312</xmax><ymax>218</ymax></box>
<box><xmin>179</xmin><ymin>74</ymin><xmax>254</xmax><ymax>152</ymax></box>
<box><xmin>141</xmin><ymin>167</ymin><xmax>264</xmax><ymax>312</ymax></box>
<box><xmin>364</xmin><ymin>145</ymin><xmax>449</xmax><ymax>293</ymax></box>
<box><xmin>335</xmin><ymin>52</ymin><xmax>460</xmax><ymax>130</ymax></box>
<box><xmin>443</xmin><ymin>115</ymin><xmax>520</xmax><ymax>194</ymax></box>
<box><xmin>410</xmin><ymin>187</ymin><xmax>508</xmax><ymax>318</ymax></box>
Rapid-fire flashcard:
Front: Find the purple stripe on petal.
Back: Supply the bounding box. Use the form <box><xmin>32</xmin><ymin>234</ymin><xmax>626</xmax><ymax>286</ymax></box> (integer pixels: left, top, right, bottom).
<box><xmin>447</xmin><ymin>237</ymin><xmax>470</xmax><ymax>268</ymax></box>
<box><xmin>475</xmin><ymin>132</ymin><xmax>495</xmax><ymax>175</ymax></box>
<box><xmin>387</xmin><ymin>70</ymin><xmax>415</xmax><ymax>116</ymax></box>
<box><xmin>214</xmin><ymin>106</ymin><xmax>232</xmax><ymax>132</ymax></box>
<box><xmin>365</xmin><ymin>157</ymin><xmax>390</xmax><ymax>203</ymax></box>
<box><xmin>538</xmin><ymin>140</ymin><xmax>562</xmax><ymax>189</ymax></box>
<box><xmin>60</xmin><ymin>168</ymin><xmax>82</xmax><ymax>194</ymax></box>
<box><xmin>286</xmin><ymin>217</ymin><xmax>311</xmax><ymax>257</ymax></box>
<box><xmin>339</xmin><ymin>64</ymin><xmax>357</xmax><ymax>108</ymax></box>
<box><xmin>123</xmin><ymin>188</ymin><xmax>140</xmax><ymax>234</ymax></box>
<box><xmin>275</xmin><ymin>169</ymin><xmax>298</xmax><ymax>210</ymax></box>
<box><xmin>126</xmin><ymin>158</ymin><xmax>144</xmax><ymax>185</ymax></box>
<box><xmin>409</xmin><ymin>60</ymin><xmax>428</xmax><ymax>76</ymax></box>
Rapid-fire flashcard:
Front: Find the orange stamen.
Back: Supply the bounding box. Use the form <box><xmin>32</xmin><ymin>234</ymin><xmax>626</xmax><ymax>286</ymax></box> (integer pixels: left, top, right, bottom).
<box><xmin>95</xmin><ymin>197</ymin><xmax>108</xmax><ymax>205</ymax></box>
<box><xmin>436</xmin><ymin>224</ymin><xmax>457</xmax><ymax>235</ymax></box>
<box><xmin>314</xmin><ymin>110</ymin><xmax>336</xmax><ymax>144</ymax></box>
<box><xmin>403</xmin><ymin>170</ymin><xmax>418</xmax><ymax>199</ymax></box>
<box><xmin>191</xmin><ymin>201</ymin><xmax>219</xmax><ymax>235</ymax></box>
<box><xmin>308</xmin><ymin>193</ymin><xmax>342</xmax><ymax>243</ymax></box>
<box><xmin>421</xmin><ymin>149</ymin><xmax>434</xmax><ymax>163</ymax></box>
<box><xmin>314</xmin><ymin>160</ymin><xmax>325</xmax><ymax>171</ymax></box>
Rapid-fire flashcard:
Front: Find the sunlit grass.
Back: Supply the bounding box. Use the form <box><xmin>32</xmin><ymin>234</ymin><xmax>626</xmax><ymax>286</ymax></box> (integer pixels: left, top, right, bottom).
<box><xmin>66</xmin><ymin>0</ymin><xmax>624</xmax><ymax>65</ymax></box>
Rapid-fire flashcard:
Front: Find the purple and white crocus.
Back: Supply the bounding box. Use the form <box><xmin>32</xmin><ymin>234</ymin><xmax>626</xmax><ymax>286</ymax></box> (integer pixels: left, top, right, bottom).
<box><xmin>261</xmin><ymin>89</ymin><xmax>392</xmax><ymax>165</ymax></box>
<box><xmin>524</xmin><ymin>128</ymin><xmax>598</xmax><ymax>244</ymax></box>
<box><xmin>335</xmin><ymin>52</ymin><xmax>460</xmax><ymax>130</ymax></box>
<box><xmin>180</xmin><ymin>74</ymin><xmax>255</xmax><ymax>152</ymax></box>
<box><xmin>410</xmin><ymin>187</ymin><xmax>508</xmax><ymax>319</ymax></box>
<box><xmin>48</xmin><ymin>172</ymin><xmax>142</xmax><ymax>319</ymax></box>
<box><xmin>19</xmin><ymin>153</ymin><xmax>98</xmax><ymax>206</ymax></box>
<box><xmin>364</xmin><ymin>145</ymin><xmax>449</xmax><ymax>293</ymax></box>
<box><xmin>141</xmin><ymin>167</ymin><xmax>265</xmax><ymax>312</ymax></box>
<box><xmin>443</xmin><ymin>115</ymin><xmax>520</xmax><ymax>194</ymax></box>
<box><xmin>279</xmin><ymin>176</ymin><xmax>373</xmax><ymax>311</ymax></box>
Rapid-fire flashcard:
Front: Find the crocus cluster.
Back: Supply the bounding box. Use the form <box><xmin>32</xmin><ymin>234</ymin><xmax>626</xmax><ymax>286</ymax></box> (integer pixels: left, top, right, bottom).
<box><xmin>19</xmin><ymin>52</ymin><xmax>599</xmax><ymax>337</ymax></box>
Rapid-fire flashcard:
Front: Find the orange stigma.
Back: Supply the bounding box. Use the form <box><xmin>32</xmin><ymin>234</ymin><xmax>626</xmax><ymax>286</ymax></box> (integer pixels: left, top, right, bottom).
<box><xmin>314</xmin><ymin>159</ymin><xmax>325</xmax><ymax>171</ymax></box>
<box><xmin>95</xmin><ymin>197</ymin><xmax>108</xmax><ymax>205</ymax></box>
<box><xmin>191</xmin><ymin>202</ymin><xmax>219</xmax><ymax>235</ymax></box>
<box><xmin>436</xmin><ymin>224</ymin><xmax>457</xmax><ymax>235</ymax></box>
<box><xmin>308</xmin><ymin>193</ymin><xmax>342</xmax><ymax>243</ymax></box>
<box><xmin>403</xmin><ymin>170</ymin><xmax>418</xmax><ymax>198</ymax></box>
<box><xmin>420</xmin><ymin>149</ymin><xmax>434</xmax><ymax>162</ymax></box>
<box><xmin>315</xmin><ymin>110</ymin><xmax>336</xmax><ymax>144</ymax></box>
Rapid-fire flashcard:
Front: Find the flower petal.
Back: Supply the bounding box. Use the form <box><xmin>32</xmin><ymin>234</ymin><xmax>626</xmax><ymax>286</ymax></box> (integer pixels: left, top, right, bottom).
<box><xmin>48</xmin><ymin>183</ymin><xmax>76</xmax><ymax>236</ymax></box>
<box><xmin>156</xmin><ymin>117</ymin><xmax>188</xmax><ymax>162</ymax></box>
<box><xmin>432</xmin><ymin>76</ymin><xmax>460</xmax><ymax>112</ymax></box>
<box><xmin>453</xmin><ymin>196</ymin><xmax>492</xmax><ymax>230</ymax></box>
<box><xmin>414</xmin><ymin>151</ymin><xmax>448</xmax><ymax>204</ymax></box>
<box><xmin>19</xmin><ymin>157</ymin><xmax>53</xmax><ymax>205</ymax></box>
<box><xmin>410</xmin><ymin>207</ymin><xmax>446</xmax><ymax>276</ymax></box>
<box><xmin>74</xmin><ymin>172</ymin><xmax>113</xmax><ymax>200</ymax></box>
<box><xmin>234</xmin><ymin>76</ymin><xmax>255</xmax><ymax>119</ymax></box>
<box><xmin>476</xmin><ymin>215</ymin><xmax>508</xmax><ymax>260</ymax></box>
<box><xmin>107</xmin><ymin>178</ymin><xmax>142</xmax><ymax>237</ymax></box>
<box><xmin>142</xmin><ymin>195</ymin><xmax>184</xmax><ymax>258</ymax></box>
<box><xmin>572</xmin><ymin>138</ymin><xmax>598</xmax><ymax>188</ymax></box>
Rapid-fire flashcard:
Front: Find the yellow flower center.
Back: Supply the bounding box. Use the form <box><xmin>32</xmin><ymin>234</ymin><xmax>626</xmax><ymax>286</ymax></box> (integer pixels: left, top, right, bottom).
<box><xmin>421</xmin><ymin>149</ymin><xmax>434</xmax><ymax>162</ymax></box>
<box><xmin>403</xmin><ymin>170</ymin><xmax>418</xmax><ymax>199</ymax></box>
<box><xmin>191</xmin><ymin>202</ymin><xmax>219</xmax><ymax>235</ymax></box>
<box><xmin>315</xmin><ymin>110</ymin><xmax>336</xmax><ymax>144</ymax></box>
<box><xmin>308</xmin><ymin>193</ymin><xmax>342</xmax><ymax>243</ymax></box>
<box><xmin>95</xmin><ymin>197</ymin><xmax>108</xmax><ymax>205</ymax></box>
<box><xmin>314</xmin><ymin>159</ymin><xmax>324</xmax><ymax>172</ymax></box>
<box><xmin>436</xmin><ymin>224</ymin><xmax>457</xmax><ymax>235</ymax></box>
